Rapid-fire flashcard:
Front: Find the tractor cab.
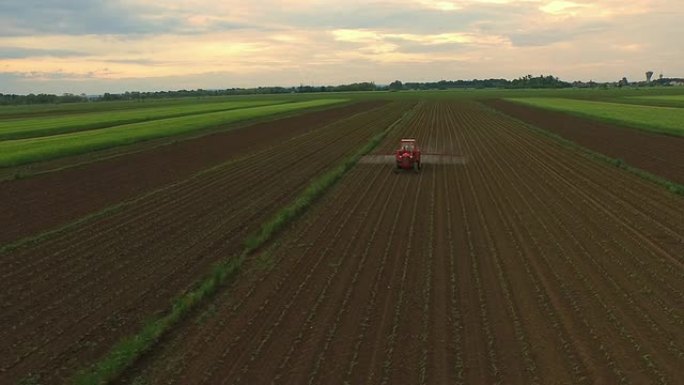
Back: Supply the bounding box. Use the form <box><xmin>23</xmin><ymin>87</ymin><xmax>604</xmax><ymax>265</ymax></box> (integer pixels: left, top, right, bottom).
<box><xmin>401</xmin><ymin>141</ymin><xmax>414</xmax><ymax>152</ymax></box>
<box><xmin>395</xmin><ymin>138</ymin><xmax>421</xmax><ymax>171</ymax></box>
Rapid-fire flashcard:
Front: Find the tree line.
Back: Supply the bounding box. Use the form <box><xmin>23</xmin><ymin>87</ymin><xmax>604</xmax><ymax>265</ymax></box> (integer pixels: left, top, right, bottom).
<box><xmin>1</xmin><ymin>74</ymin><xmax>681</xmax><ymax>105</ymax></box>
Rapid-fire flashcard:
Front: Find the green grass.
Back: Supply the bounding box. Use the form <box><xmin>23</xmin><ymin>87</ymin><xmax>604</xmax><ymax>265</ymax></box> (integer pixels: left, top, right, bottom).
<box><xmin>506</xmin><ymin>97</ymin><xmax>684</xmax><ymax>136</ymax></box>
<box><xmin>0</xmin><ymin>100</ymin><xmax>285</xmax><ymax>140</ymax></box>
<box><xmin>627</xmin><ymin>95</ymin><xmax>684</xmax><ymax>101</ymax></box>
<box><xmin>71</xmin><ymin>103</ymin><xmax>413</xmax><ymax>385</ymax></box>
<box><xmin>0</xmin><ymin>99</ymin><xmax>346</xmax><ymax>167</ymax></box>
<box><xmin>620</xmin><ymin>95</ymin><xmax>684</xmax><ymax>108</ymax></box>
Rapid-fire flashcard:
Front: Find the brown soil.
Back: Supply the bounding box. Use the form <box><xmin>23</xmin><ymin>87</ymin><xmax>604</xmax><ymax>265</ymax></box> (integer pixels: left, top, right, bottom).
<box><xmin>0</xmin><ymin>102</ymin><xmax>411</xmax><ymax>384</ymax></box>
<box><xmin>0</xmin><ymin>101</ymin><xmax>385</xmax><ymax>246</ymax></box>
<box><xmin>123</xmin><ymin>101</ymin><xmax>683</xmax><ymax>385</ymax></box>
<box><xmin>486</xmin><ymin>99</ymin><xmax>684</xmax><ymax>185</ymax></box>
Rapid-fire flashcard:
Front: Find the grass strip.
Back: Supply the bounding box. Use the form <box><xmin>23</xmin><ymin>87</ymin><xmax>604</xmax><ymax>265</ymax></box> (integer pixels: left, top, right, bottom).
<box><xmin>71</xmin><ymin>103</ymin><xmax>415</xmax><ymax>385</ymax></box>
<box><xmin>0</xmin><ymin>99</ymin><xmax>346</xmax><ymax>168</ymax></box>
<box><xmin>505</xmin><ymin>97</ymin><xmax>684</xmax><ymax>136</ymax></box>
<box><xmin>0</xmin><ymin>100</ymin><xmax>285</xmax><ymax>140</ymax></box>
<box><xmin>483</xmin><ymin>103</ymin><xmax>684</xmax><ymax>197</ymax></box>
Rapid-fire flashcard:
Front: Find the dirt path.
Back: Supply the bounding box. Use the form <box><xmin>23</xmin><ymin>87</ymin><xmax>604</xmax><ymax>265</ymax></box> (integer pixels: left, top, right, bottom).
<box><xmin>122</xmin><ymin>101</ymin><xmax>683</xmax><ymax>384</ymax></box>
<box><xmin>0</xmin><ymin>101</ymin><xmax>385</xmax><ymax>245</ymax></box>
<box><xmin>486</xmin><ymin>99</ymin><xmax>684</xmax><ymax>185</ymax></box>
<box><xmin>0</xmin><ymin>101</ymin><xmax>410</xmax><ymax>384</ymax></box>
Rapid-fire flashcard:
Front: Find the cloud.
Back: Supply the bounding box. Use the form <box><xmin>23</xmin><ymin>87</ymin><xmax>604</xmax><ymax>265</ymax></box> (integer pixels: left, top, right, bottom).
<box><xmin>508</xmin><ymin>21</ymin><xmax>608</xmax><ymax>46</ymax></box>
<box><xmin>0</xmin><ymin>47</ymin><xmax>85</xmax><ymax>59</ymax></box>
<box><xmin>0</xmin><ymin>0</ymin><xmax>251</xmax><ymax>36</ymax></box>
<box><xmin>0</xmin><ymin>1</ymin><xmax>163</xmax><ymax>35</ymax></box>
<box><xmin>0</xmin><ymin>0</ymin><xmax>681</xmax><ymax>93</ymax></box>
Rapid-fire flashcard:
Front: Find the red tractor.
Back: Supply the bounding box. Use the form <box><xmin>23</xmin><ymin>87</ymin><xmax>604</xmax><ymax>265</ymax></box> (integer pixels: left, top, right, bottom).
<box><xmin>395</xmin><ymin>138</ymin><xmax>421</xmax><ymax>172</ymax></box>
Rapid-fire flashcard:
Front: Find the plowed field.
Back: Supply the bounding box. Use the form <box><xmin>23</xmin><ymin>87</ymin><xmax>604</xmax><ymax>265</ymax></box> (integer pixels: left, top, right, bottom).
<box><xmin>123</xmin><ymin>101</ymin><xmax>684</xmax><ymax>384</ymax></box>
<box><xmin>486</xmin><ymin>99</ymin><xmax>684</xmax><ymax>185</ymax></box>
<box><xmin>0</xmin><ymin>101</ymin><xmax>410</xmax><ymax>383</ymax></box>
<box><xmin>0</xmin><ymin>101</ymin><xmax>384</xmax><ymax>245</ymax></box>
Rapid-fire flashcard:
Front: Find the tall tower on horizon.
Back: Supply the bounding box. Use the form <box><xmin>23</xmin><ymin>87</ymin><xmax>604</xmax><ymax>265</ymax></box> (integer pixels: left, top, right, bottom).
<box><xmin>646</xmin><ymin>71</ymin><xmax>654</xmax><ymax>82</ymax></box>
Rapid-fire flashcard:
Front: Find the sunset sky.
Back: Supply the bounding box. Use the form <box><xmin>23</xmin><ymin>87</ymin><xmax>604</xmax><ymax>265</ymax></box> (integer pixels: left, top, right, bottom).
<box><xmin>0</xmin><ymin>0</ymin><xmax>681</xmax><ymax>94</ymax></box>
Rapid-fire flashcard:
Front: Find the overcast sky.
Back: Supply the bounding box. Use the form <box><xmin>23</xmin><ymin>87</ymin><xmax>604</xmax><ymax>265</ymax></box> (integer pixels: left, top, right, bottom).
<box><xmin>0</xmin><ymin>0</ymin><xmax>681</xmax><ymax>94</ymax></box>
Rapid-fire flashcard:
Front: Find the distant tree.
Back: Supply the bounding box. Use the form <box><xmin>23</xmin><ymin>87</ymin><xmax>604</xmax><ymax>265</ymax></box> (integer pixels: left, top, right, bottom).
<box><xmin>388</xmin><ymin>80</ymin><xmax>403</xmax><ymax>91</ymax></box>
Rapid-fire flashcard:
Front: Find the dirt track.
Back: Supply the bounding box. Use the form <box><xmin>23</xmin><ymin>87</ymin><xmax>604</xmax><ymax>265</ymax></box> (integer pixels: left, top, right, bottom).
<box><xmin>0</xmin><ymin>101</ymin><xmax>409</xmax><ymax>384</ymax></box>
<box><xmin>124</xmin><ymin>101</ymin><xmax>684</xmax><ymax>384</ymax></box>
<box><xmin>486</xmin><ymin>99</ymin><xmax>684</xmax><ymax>185</ymax></box>
<box><xmin>0</xmin><ymin>101</ymin><xmax>384</xmax><ymax>245</ymax></box>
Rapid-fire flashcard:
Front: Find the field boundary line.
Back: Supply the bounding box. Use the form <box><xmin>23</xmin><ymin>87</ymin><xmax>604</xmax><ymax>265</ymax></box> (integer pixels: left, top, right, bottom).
<box><xmin>481</xmin><ymin>102</ymin><xmax>684</xmax><ymax>196</ymax></box>
<box><xmin>70</xmin><ymin>103</ymin><xmax>417</xmax><ymax>385</ymax></box>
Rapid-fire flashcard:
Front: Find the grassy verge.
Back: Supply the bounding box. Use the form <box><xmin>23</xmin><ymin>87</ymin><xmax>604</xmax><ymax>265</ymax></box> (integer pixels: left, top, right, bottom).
<box><xmin>0</xmin><ymin>99</ymin><xmax>346</xmax><ymax>168</ymax></box>
<box><xmin>483</xmin><ymin>103</ymin><xmax>684</xmax><ymax>197</ymax></box>
<box><xmin>505</xmin><ymin>97</ymin><xmax>684</xmax><ymax>136</ymax></box>
<box><xmin>70</xmin><ymin>103</ymin><xmax>414</xmax><ymax>385</ymax></box>
<box><xmin>0</xmin><ymin>100</ymin><xmax>285</xmax><ymax>140</ymax></box>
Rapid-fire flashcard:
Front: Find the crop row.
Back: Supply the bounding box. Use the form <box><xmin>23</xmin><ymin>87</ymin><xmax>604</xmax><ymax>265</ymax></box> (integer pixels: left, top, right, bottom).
<box><xmin>507</xmin><ymin>97</ymin><xmax>684</xmax><ymax>136</ymax></box>
<box><xmin>0</xmin><ymin>98</ymin><xmax>346</xmax><ymax>167</ymax></box>
<box><xmin>0</xmin><ymin>100</ymin><xmax>285</xmax><ymax>140</ymax></box>
<box><xmin>0</xmin><ymin>101</ymin><xmax>408</xmax><ymax>383</ymax></box>
<box><xmin>116</xmin><ymin>100</ymin><xmax>683</xmax><ymax>385</ymax></box>
<box><xmin>464</xmin><ymin>101</ymin><xmax>682</xmax><ymax>382</ymax></box>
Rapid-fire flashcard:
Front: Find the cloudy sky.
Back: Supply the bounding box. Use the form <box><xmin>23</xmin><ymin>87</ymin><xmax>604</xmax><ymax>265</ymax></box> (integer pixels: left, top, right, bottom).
<box><xmin>0</xmin><ymin>0</ymin><xmax>681</xmax><ymax>94</ymax></box>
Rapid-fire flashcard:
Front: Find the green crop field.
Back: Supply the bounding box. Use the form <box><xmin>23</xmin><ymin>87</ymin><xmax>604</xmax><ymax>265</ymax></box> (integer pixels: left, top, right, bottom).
<box><xmin>506</xmin><ymin>97</ymin><xmax>684</xmax><ymax>136</ymax></box>
<box><xmin>619</xmin><ymin>95</ymin><xmax>684</xmax><ymax>108</ymax></box>
<box><xmin>0</xmin><ymin>99</ymin><xmax>346</xmax><ymax>167</ymax></box>
<box><xmin>628</xmin><ymin>95</ymin><xmax>684</xmax><ymax>101</ymax></box>
<box><xmin>0</xmin><ymin>100</ymin><xmax>287</xmax><ymax>140</ymax></box>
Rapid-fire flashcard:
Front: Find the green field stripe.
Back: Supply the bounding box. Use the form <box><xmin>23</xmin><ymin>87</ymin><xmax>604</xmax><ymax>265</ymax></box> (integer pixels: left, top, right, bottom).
<box><xmin>620</xmin><ymin>95</ymin><xmax>684</xmax><ymax>108</ymax></box>
<box><xmin>506</xmin><ymin>97</ymin><xmax>684</xmax><ymax>136</ymax></box>
<box><xmin>627</xmin><ymin>95</ymin><xmax>684</xmax><ymax>101</ymax></box>
<box><xmin>0</xmin><ymin>99</ymin><xmax>347</xmax><ymax>167</ymax></box>
<box><xmin>0</xmin><ymin>100</ymin><xmax>286</xmax><ymax>140</ymax></box>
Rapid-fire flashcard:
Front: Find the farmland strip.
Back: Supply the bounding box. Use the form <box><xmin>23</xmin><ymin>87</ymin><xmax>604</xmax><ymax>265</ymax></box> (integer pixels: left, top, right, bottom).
<box><xmin>64</xmin><ymin>99</ymin><xmax>684</xmax><ymax>385</ymax></box>
<box><xmin>0</xmin><ymin>101</ymin><xmax>412</xmax><ymax>383</ymax></box>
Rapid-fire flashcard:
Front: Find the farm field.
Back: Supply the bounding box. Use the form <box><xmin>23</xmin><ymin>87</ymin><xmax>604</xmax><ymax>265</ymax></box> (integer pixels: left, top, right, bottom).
<box><xmin>505</xmin><ymin>97</ymin><xmax>684</xmax><ymax>136</ymax></box>
<box><xmin>0</xmin><ymin>101</ymin><xmax>410</xmax><ymax>383</ymax></box>
<box><xmin>0</xmin><ymin>98</ymin><xmax>345</xmax><ymax>167</ymax></box>
<box><xmin>1</xmin><ymin>93</ymin><xmax>683</xmax><ymax>385</ymax></box>
<box><xmin>623</xmin><ymin>94</ymin><xmax>684</xmax><ymax>107</ymax></box>
<box><xmin>0</xmin><ymin>101</ymin><xmax>385</xmax><ymax>245</ymax></box>
<box><xmin>118</xmin><ymin>101</ymin><xmax>684</xmax><ymax>384</ymax></box>
<box><xmin>487</xmin><ymin>99</ymin><xmax>684</xmax><ymax>185</ymax></box>
<box><xmin>0</xmin><ymin>99</ymin><xmax>285</xmax><ymax>140</ymax></box>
